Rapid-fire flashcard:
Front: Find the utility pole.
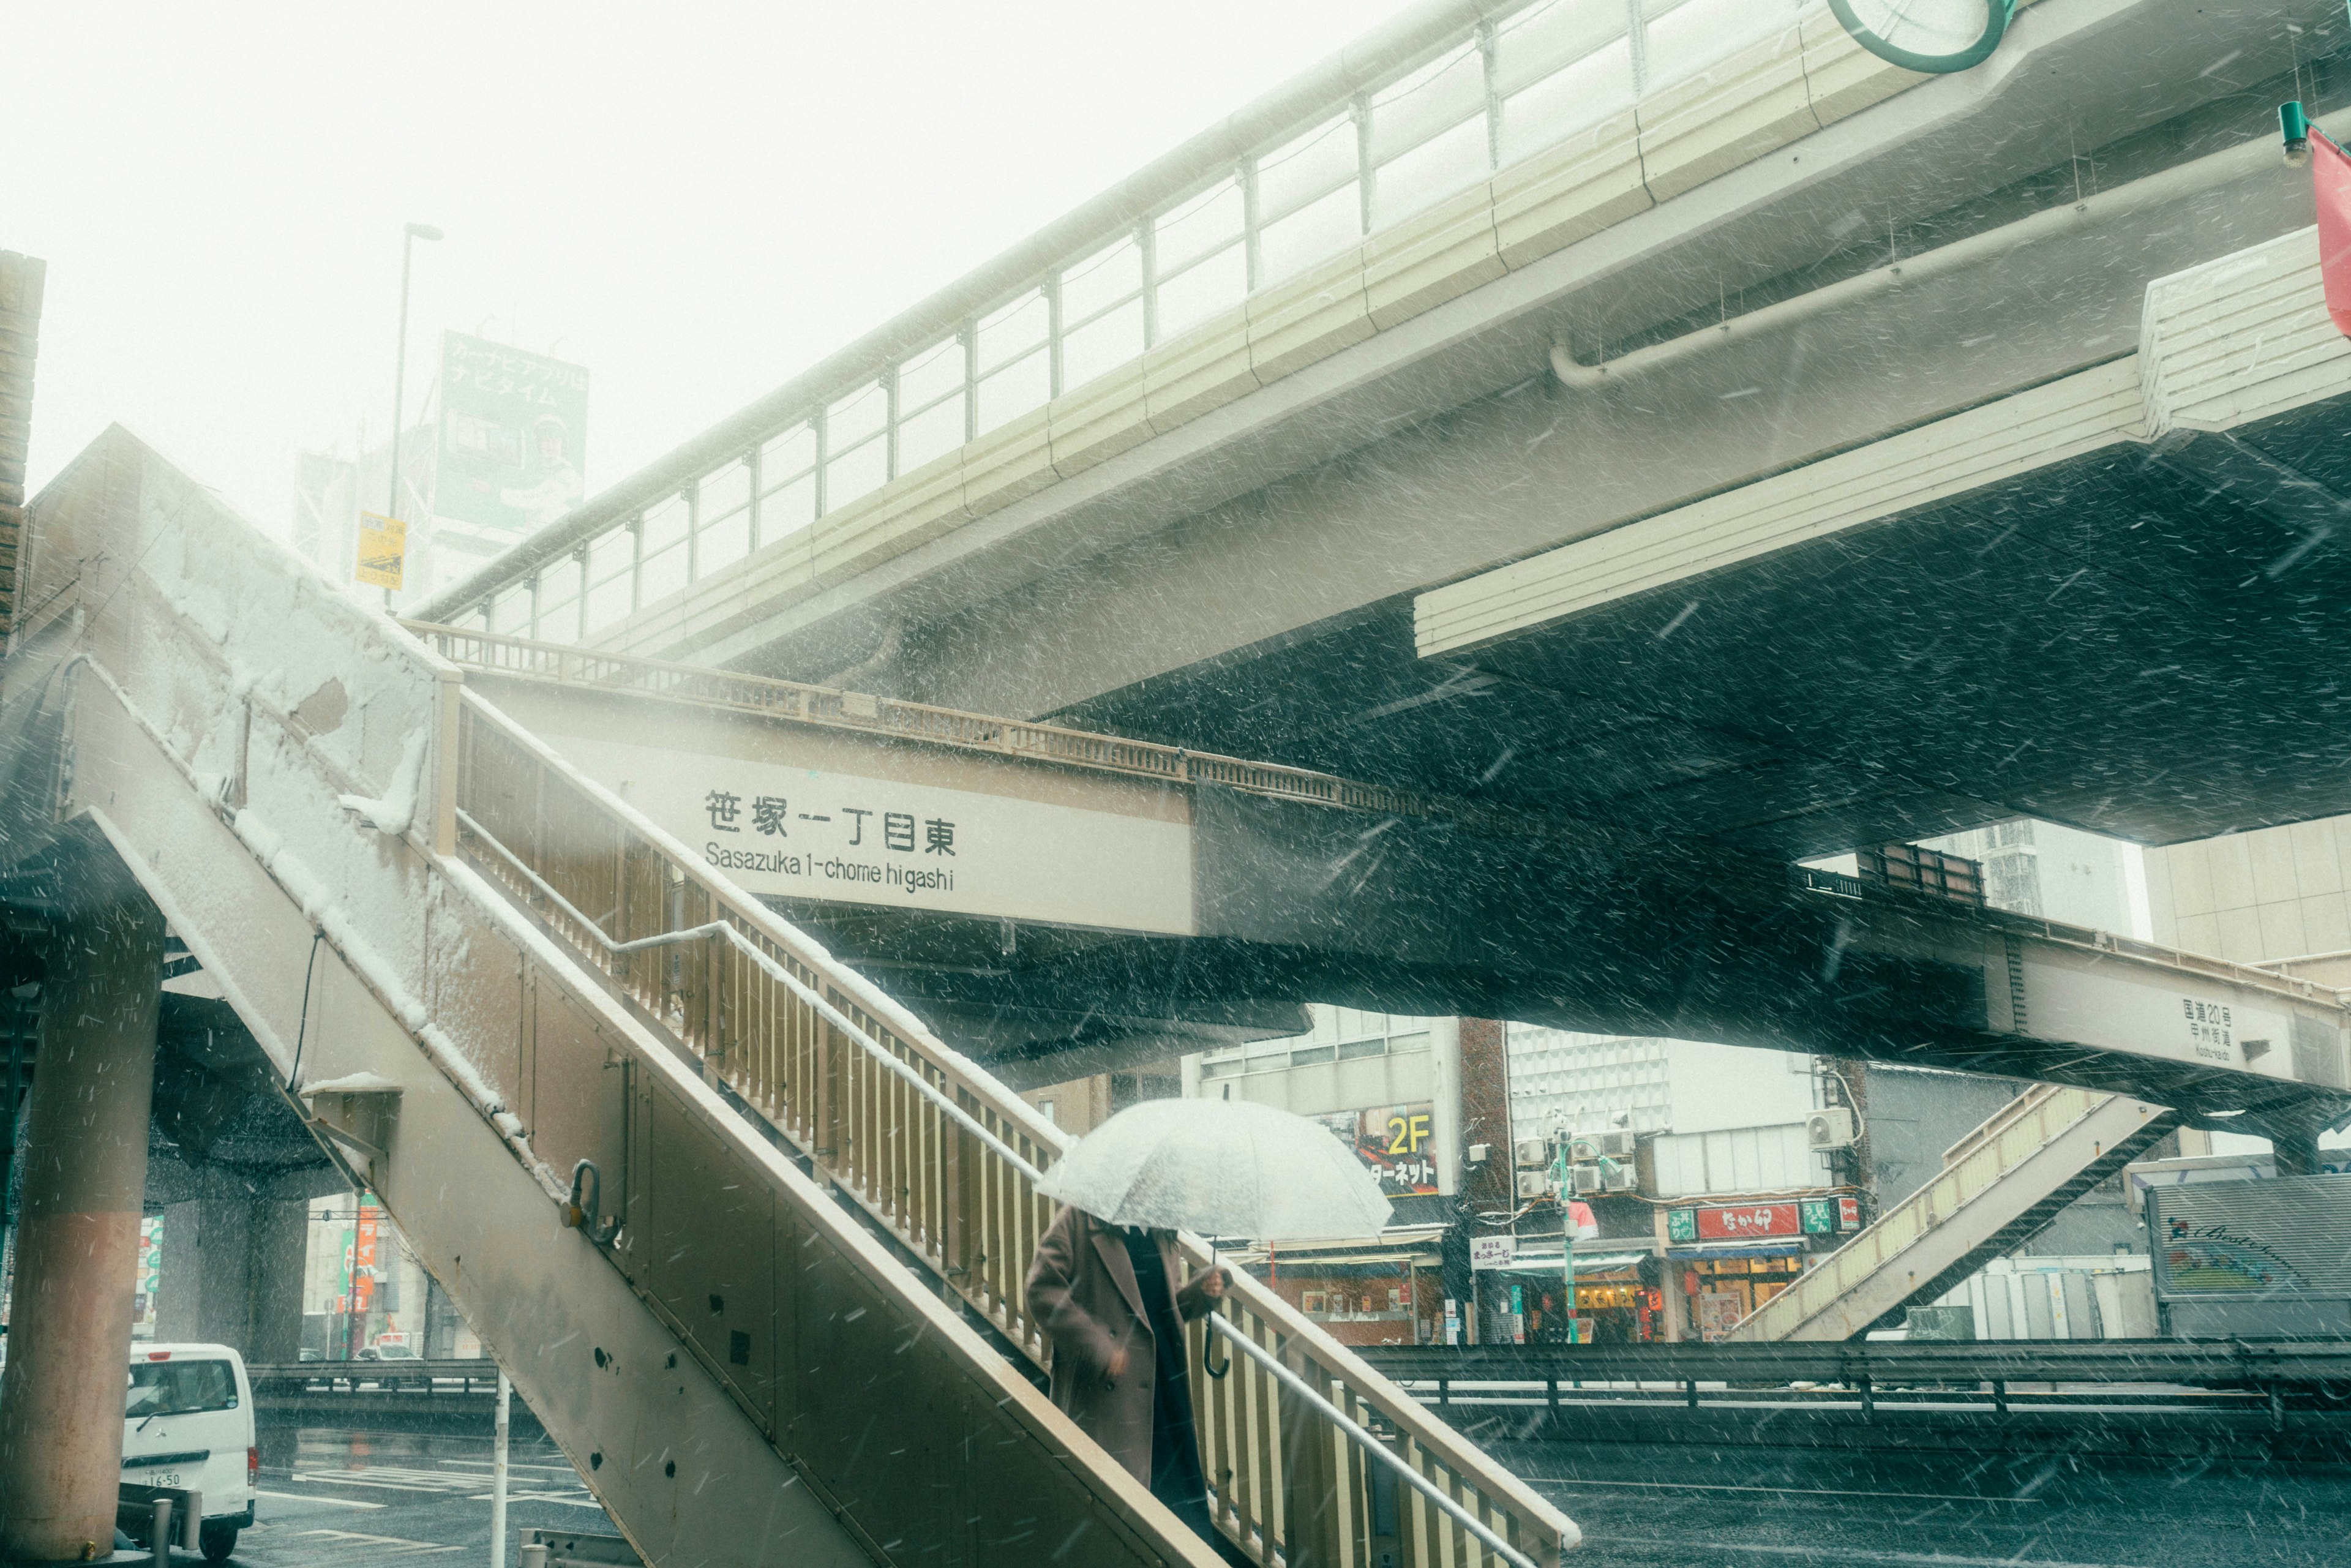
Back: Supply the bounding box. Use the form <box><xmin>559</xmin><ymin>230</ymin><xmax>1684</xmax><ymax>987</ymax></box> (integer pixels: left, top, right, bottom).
<box><xmin>386</xmin><ymin>222</ymin><xmax>443</xmax><ymax>607</ymax></box>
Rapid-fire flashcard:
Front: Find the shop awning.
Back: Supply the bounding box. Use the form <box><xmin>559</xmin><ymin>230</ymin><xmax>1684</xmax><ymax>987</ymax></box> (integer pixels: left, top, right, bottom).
<box><xmin>1665</xmin><ymin>1241</ymin><xmax>1807</xmax><ymax>1260</ymax></box>
<box><xmin>1228</xmin><ymin>1231</ymin><xmax>1447</xmax><ymax>1269</ymax></box>
<box><xmin>1501</xmin><ymin>1251</ymin><xmax>1650</xmax><ymax>1275</ymax></box>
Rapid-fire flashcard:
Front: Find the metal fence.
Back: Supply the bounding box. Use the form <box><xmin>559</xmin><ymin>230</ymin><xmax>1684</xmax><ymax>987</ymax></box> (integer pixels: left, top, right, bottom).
<box><xmin>414</xmin><ymin>0</ymin><xmax>1848</xmax><ymax>640</ymax></box>
<box><xmin>452</xmin><ymin>687</ymin><xmax>1575</xmax><ymax>1567</ymax></box>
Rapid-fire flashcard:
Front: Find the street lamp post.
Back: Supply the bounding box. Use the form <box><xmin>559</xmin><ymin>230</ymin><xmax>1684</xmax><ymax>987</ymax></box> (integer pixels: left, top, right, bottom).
<box><xmin>386</xmin><ymin>222</ymin><xmax>444</xmax><ymax>599</ymax></box>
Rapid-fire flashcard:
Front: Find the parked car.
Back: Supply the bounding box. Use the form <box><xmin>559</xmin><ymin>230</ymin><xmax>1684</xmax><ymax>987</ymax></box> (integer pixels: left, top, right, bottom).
<box><xmin>123</xmin><ymin>1344</ymin><xmax>256</xmax><ymax>1562</ymax></box>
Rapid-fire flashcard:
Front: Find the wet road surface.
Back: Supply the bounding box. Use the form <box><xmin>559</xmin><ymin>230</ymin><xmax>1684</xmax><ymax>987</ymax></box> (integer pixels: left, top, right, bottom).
<box><xmin>200</xmin><ymin>1427</ymin><xmax>612</xmax><ymax>1564</ymax></box>
<box><xmin>1496</xmin><ymin>1441</ymin><xmax>2351</xmax><ymax>1567</ymax></box>
<box><xmin>200</xmin><ymin>1425</ymin><xmax>2350</xmax><ymax>1566</ymax></box>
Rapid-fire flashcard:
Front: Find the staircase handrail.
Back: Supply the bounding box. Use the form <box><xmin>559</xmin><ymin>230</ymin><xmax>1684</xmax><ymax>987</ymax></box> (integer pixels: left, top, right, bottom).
<box><xmin>453</xmin><ymin>686</ymin><xmax>1575</xmax><ymax>1566</ymax></box>
<box><xmin>1734</xmin><ymin>1085</ymin><xmax>2110</xmax><ymax>1341</ymax></box>
<box><xmin>1938</xmin><ymin>1082</ymin><xmax>2071</xmax><ymax>1169</ymax></box>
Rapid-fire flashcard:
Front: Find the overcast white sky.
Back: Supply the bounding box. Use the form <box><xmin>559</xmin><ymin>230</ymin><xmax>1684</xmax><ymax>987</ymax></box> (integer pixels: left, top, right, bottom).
<box><xmin>7</xmin><ymin>2</ymin><xmax>1414</xmax><ymax>538</ymax></box>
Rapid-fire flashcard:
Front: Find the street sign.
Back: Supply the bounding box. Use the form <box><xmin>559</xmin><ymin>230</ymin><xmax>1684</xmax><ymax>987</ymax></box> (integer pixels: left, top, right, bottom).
<box><xmin>355</xmin><ymin>512</ymin><xmax>405</xmax><ymax>589</ymax></box>
<box><xmin>1469</xmin><ymin>1234</ymin><xmax>1518</xmax><ymax>1270</ymax></box>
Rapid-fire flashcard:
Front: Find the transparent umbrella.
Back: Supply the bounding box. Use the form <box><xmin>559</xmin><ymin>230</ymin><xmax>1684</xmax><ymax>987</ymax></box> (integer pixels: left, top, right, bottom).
<box><xmin>1034</xmin><ymin>1097</ymin><xmax>1391</xmax><ymax>1241</ymax></box>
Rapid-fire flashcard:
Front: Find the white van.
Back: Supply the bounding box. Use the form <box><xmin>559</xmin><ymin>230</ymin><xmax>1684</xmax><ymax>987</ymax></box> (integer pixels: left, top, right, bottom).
<box><xmin>122</xmin><ymin>1344</ymin><xmax>257</xmax><ymax>1562</ymax></box>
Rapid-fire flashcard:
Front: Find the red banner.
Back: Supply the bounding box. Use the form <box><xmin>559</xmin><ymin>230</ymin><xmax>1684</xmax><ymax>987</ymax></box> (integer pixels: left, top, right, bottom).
<box><xmin>1694</xmin><ymin>1202</ymin><xmax>1800</xmax><ymax>1240</ymax></box>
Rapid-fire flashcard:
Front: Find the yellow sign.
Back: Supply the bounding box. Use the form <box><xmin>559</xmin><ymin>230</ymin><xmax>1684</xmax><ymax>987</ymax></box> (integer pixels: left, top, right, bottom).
<box><xmin>355</xmin><ymin>512</ymin><xmax>406</xmax><ymax>590</ymax></box>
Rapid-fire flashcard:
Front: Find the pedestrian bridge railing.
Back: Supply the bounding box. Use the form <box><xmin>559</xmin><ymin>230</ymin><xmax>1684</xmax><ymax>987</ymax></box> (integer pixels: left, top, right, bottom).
<box><xmin>456</xmin><ymin>688</ymin><xmax>1578</xmax><ymax>1567</ymax></box>
<box><xmin>407</xmin><ymin>618</ymin><xmax>1603</xmax><ymax>845</ymax></box>
<box><xmin>1729</xmin><ymin>1086</ymin><xmax>2178</xmax><ymax>1343</ymax></box>
<box><xmin>413</xmin><ymin>1</ymin><xmax>1945</xmax><ymax>650</ymax></box>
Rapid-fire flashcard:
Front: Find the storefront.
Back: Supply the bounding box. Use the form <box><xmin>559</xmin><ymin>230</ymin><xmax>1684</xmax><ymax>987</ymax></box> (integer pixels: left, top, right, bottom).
<box><xmin>1472</xmin><ymin>1246</ymin><xmax>1658</xmax><ymax>1343</ymax></box>
<box><xmin>1659</xmin><ymin>1195</ymin><xmax>1859</xmax><ymax>1340</ymax></box>
<box><xmin>1671</xmin><ymin>1245</ymin><xmax>1806</xmax><ymax>1339</ymax></box>
<box><xmin>1238</xmin><ymin>1229</ymin><xmax>1446</xmax><ymax>1346</ymax></box>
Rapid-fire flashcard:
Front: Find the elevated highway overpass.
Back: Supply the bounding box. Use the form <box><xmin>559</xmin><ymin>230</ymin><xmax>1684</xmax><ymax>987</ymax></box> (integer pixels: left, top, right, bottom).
<box><xmin>414</xmin><ymin>0</ymin><xmax>2336</xmax><ymax>793</ymax></box>
<box><xmin>402</xmin><ymin>1</ymin><xmax>2351</xmax><ymax>1003</ymax></box>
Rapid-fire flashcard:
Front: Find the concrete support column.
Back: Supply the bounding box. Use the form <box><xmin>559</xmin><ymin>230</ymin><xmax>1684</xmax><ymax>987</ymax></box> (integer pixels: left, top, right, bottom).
<box><xmin>2271</xmin><ymin>1131</ymin><xmax>2323</xmax><ymax>1177</ymax></box>
<box><xmin>0</xmin><ymin>891</ymin><xmax>163</xmax><ymax>1563</ymax></box>
<box><xmin>155</xmin><ymin>1193</ymin><xmax>309</xmax><ymax>1363</ymax></box>
<box><xmin>1431</xmin><ymin>1018</ymin><xmax>1469</xmax><ymax>1343</ymax></box>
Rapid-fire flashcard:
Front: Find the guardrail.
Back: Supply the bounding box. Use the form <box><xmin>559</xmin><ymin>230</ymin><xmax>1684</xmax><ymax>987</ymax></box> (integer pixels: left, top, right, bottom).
<box><xmin>246</xmin><ymin>1359</ymin><xmax>506</xmax><ymax>1393</ymax></box>
<box><xmin>454</xmin><ymin>687</ymin><xmax>1575</xmax><ymax>1566</ymax></box>
<box><xmin>1354</xmin><ymin>1339</ymin><xmax>2351</xmax><ymax>1389</ymax></box>
<box><xmin>413</xmin><ymin>0</ymin><xmax>1939</xmax><ymax>642</ymax></box>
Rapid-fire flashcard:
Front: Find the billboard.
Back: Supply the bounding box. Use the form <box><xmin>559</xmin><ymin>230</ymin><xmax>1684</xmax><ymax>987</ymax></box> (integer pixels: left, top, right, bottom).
<box><xmin>2148</xmin><ymin>1174</ymin><xmax>2351</xmax><ymax>1299</ymax></box>
<box><xmin>1312</xmin><ymin>1103</ymin><xmax>1438</xmax><ymax>1196</ymax></box>
<box><xmin>438</xmin><ymin>332</ymin><xmax>589</xmax><ymax>533</ymax></box>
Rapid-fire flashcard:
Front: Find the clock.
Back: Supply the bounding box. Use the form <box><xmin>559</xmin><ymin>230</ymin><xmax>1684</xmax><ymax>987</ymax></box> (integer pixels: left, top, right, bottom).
<box><xmin>1827</xmin><ymin>0</ymin><xmax>2017</xmax><ymax>74</ymax></box>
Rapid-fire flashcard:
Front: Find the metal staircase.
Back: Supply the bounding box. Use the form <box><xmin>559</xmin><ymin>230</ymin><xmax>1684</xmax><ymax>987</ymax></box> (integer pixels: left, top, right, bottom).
<box><xmin>1731</xmin><ymin>1085</ymin><xmax>2181</xmax><ymax>1342</ymax></box>
<box><xmin>2</xmin><ymin>427</ymin><xmax>1573</xmax><ymax>1567</ymax></box>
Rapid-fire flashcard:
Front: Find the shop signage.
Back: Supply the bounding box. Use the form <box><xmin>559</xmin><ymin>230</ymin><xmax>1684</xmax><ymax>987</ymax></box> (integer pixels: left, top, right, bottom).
<box><xmin>1801</xmin><ymin>1196</ymin><xmax>1865</xmax><ymax>1234</ymax></box>
<box><xmin>1669</xmin><ymin>1202</ymin><xmax>1803</xmax><ymax>1242</ymax></box>
<box><xmin>354</xmin><ymin>512</ymin><xmax>405</xmax><ymax>590</ymax></box>
<box><xmin>1469</xmin><ymin>1234</ymin><xmax>1518</xmax><ymax>1270</ymax></box>
<box><xmin>1314</xmin><ymin>1103</ymin><xmax>1439</xmax><ymax>1196</ymax></box>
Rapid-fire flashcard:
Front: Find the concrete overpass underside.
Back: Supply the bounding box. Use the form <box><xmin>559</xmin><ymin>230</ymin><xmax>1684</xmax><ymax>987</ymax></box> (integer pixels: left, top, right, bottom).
<box><xmin>435</xmin><ymin>651</ymin><xmax>2351</xmax><ymax>1146</ymax></box>
<box><xmin>1059</xmin><ymin>386</ymin><xmax>2351</xmax><ymax>862</ymax></box>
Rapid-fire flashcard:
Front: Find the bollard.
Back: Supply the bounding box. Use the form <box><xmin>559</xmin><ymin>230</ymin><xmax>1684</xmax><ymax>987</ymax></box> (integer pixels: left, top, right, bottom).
<box><xmin>150</xmin><ymin>1497</ymin><xmax>173</xmax><ymax>1567</ymax></box>
<box><xmin>519</xmin><ymin>1543</ymin><xmax>550</xmax><ymax>1568</ymax></box>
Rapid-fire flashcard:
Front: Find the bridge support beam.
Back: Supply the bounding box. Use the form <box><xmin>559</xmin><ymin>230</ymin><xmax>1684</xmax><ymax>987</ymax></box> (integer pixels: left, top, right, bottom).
<box><xmin>2271</xmin><ymin>1130</ymin><xmax>2325</xmax><ymax>1178</ymax></box>
<box><xmin>0</xmin><ymin>881</ymin><xmax>163</xmax><ymax>1564</ymax></box>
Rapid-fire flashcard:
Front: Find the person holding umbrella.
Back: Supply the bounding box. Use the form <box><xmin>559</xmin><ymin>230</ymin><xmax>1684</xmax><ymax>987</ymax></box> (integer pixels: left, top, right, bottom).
<box><xmin>1026</xmin><ymin>1097</ymin><xmax>1393</xmax><ymax>1562</ymax></box>
<box><xmin>1025</xmin><ymin>1204</ymin><xmax>1234</xmax><ymax>1557</ymax></box>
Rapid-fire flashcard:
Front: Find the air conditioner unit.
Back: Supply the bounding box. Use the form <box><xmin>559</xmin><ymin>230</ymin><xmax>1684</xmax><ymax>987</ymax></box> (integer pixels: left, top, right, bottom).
<box><xmin>1570</xmin><ymin>1165</ymin><xmax>1602</xmax><ymax>1195</ymax></box>
<box><xmin>1601</xmin><ymin>1163</ymin><xmax>1639</xmax><ymax>1192</ymax></box>
<box><xmin>1514</xmin><ymin>1138</ymin><xmax>1551</xmax><ymax>1169</ymax></box>
<box><xmin>1516</xmin><ymin>1170</ymin><xmax>1556</xmax><ymax>1199</ymax></box>
<box><xmin>1807</xmin><ymin>1108</ymin><xmax>1858</xmax><ymax>1150</ymax></box>
<box><xmin>1570</xmin><ymin>1129</ymin><xmax>1636</xmax><ymax>1161</ymax></box>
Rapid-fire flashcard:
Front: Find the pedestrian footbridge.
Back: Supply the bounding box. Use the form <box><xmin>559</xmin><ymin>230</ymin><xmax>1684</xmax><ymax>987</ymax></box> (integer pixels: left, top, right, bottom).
<box><xmin>1728</xmin><ymin>1085</ymin><xmax>2181</xmax><ymax>1341</ymax></box>
<box><xmin>386</xmin><ymin>618</ymin><xmax>2351</xmax><ymax>1150</ymax></box>
<box><xmin>0</xmin><ymin>428</ymin><xmax>1573</xmax><ymax>1566</ymax></box>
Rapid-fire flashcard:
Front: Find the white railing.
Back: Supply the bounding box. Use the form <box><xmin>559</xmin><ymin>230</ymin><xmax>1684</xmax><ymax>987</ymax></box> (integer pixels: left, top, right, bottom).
<box><xmin>414</xmin><ymin>0</ymin><xmax>1895</xmax><ymax>642</ymax></box>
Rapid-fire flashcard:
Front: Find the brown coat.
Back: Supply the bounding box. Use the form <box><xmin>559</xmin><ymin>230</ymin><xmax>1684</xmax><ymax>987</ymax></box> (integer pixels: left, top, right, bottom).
<box><xmin>1025</xmin><ymin>1205</ymin><xmax>1218</xmax><ymax>1484</ymax></box>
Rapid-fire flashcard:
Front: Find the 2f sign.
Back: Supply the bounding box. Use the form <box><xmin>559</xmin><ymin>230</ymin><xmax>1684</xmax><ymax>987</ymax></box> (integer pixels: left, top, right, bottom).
<box><xmin>1386</xmin><ymin>1110</ymin><xmax>1431</xmax><ymax>1157</ymax></box>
